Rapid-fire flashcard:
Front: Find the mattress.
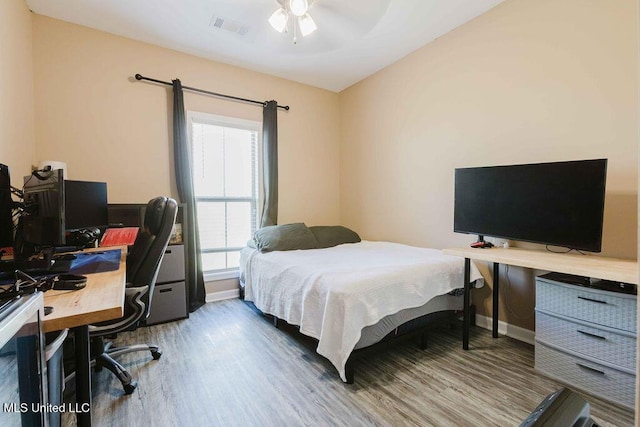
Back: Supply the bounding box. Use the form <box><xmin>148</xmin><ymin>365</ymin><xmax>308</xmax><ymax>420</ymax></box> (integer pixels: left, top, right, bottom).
<box><xmin>240</xmin><ymin>277</ymin><xmax>464</xmax><ymax>351</ymax></box>
<box><xmin>240</xmin><ymin>241</ymin><xmax>483</xmax><ymax>381</ymax></box>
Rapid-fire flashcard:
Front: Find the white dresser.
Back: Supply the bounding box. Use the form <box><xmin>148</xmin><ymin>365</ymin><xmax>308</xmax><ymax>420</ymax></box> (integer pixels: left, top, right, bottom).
<box><xmin>535</xmin><ymin>273</ymin><xmax>637</xmax><ymax>409</ymax></box>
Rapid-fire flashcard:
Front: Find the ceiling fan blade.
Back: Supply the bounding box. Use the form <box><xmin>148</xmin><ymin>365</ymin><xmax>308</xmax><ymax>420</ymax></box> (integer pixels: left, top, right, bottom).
<box><xmin>310</xmin><ymin>0</ymin><xmax>391</xmax><ymax>39</ymax></box>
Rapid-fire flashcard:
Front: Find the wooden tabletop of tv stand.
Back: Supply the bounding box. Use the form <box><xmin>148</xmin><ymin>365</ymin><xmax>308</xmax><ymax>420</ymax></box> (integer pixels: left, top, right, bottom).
<box><xmin>443</xmin><ymin>246</ymin><xmax>638</xmax><ymax>285</ymax></box>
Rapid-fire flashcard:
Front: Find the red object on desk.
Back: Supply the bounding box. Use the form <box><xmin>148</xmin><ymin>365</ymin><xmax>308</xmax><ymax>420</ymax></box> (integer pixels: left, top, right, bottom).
<box><xmin>100</xmin><ymin>227</ymin><xmax>139</xmax><ymax>247</ymax></box>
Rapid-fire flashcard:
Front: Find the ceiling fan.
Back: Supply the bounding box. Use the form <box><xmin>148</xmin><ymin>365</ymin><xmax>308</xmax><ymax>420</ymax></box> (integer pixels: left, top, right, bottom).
<box><xmin>268</xmin><ymin>0</ymin><xmax>318</xmax><ymax>44</ymax></box>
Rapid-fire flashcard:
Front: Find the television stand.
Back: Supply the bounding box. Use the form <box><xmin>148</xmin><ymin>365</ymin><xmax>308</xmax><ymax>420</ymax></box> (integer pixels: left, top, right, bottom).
<box><xmin>441</xmin><ymin>246</ymin><xmax>637</xmax><ymax>350</ymax></box>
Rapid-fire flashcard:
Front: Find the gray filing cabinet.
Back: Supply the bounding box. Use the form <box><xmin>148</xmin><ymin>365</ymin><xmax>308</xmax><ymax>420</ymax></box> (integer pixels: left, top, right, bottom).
<box><xmin>145</xmin><ymin>244</ymin><xmax>189</xmax><ymax>325</ymax></box>
<box><xmin>108</xmin><ymin>203</ymin><xmax>190</xmax><ymax>326</ymax></box>
<box><xmin>534</xmin><ymin>272</ymin><xmax>636</xmax><ymax>409</ymax></box>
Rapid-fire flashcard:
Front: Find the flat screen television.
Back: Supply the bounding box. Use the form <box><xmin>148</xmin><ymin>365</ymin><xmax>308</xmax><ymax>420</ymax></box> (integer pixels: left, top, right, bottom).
<box><xmin>65</xmin><ymin>180</ymin><xmax>108</xmax><ymax>230</ymax></box>
<box><xmin>454</xmin><ymin>159</ymin><xmax>607</xmax><ymax>252</ymax></box>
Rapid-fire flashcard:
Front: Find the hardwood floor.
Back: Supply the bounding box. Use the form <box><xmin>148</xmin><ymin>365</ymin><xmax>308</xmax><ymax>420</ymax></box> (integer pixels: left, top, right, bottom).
<box><xmin>64</xmin><ymin>299</ymin><xmax>634</xmax><ymax>426</ymax></box>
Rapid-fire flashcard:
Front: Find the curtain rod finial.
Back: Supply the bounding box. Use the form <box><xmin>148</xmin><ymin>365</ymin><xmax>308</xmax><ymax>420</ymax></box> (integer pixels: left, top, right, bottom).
<box><xmin>135</xmin><ymin>74</ymin><xmax>143</xmax><ymax>80</ymax></box>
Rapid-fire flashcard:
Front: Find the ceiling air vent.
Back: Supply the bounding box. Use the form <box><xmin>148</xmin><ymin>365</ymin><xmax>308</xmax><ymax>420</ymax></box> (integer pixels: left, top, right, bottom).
<box><xmin>209</xmin><ymin>15</ymin><xmax>250</xmax><ymax>37</ymax></box>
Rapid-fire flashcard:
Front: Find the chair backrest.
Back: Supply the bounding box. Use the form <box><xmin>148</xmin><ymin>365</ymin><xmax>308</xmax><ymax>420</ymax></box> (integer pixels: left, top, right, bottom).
<box><xmin>126</xmin><ymin>197</ymin><xmax>178</xmax><ymax>318</ymax></box>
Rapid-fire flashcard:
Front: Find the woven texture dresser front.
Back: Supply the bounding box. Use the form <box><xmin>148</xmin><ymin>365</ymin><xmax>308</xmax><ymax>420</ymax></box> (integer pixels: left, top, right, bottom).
<box><xmin>535</xmin><ymin>275</ymin><xmax>636</xmax><ymax>409</ymax></box>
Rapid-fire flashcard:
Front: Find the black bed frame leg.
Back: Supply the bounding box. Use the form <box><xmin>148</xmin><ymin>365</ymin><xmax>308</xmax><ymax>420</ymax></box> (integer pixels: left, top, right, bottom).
<box><xmin>345</xmin><ymin>360</ymin><xmax>354</xmax><ymax>384</ymax></box>
<box><xmin>419</xmin><ymin>331</ymin><xmax>428</xmax><ymax>350</ymax></box>
<box><xmin>272</xmin><ymin>316</ymin><xmax>279</xmax><ymax>328</ymax></box>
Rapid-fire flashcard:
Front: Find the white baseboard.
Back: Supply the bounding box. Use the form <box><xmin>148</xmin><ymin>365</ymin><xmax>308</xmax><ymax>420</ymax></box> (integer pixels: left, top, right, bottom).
<box><xmin>475</xmin><ymin>314</ymin><xmax>535</xmax><ymax>345</ymax></box>
<box><xmin>206</xmin><ymin>289</ymin><xmax>240</xmax><ymax>303</ymax></box>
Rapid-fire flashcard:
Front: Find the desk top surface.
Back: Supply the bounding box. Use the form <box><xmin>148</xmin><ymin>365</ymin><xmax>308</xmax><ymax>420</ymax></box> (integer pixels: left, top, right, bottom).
<box><xmin>43</xmin><ymin>246</ymin><xmax>126</xmax><ymax>333</ymax></box>
<box><xmin>443</xmin><ymin>246</ymin><xmax>638</xmax><ymax>285</ymax></box>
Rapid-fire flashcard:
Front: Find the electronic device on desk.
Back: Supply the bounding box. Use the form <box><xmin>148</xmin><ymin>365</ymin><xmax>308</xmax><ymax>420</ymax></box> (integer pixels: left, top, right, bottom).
<box><xmin>540</xmin><ymin>272</ymin><xmax>637</xmax><ymax>296</ymax></box>
<box><xmin>0</xmin><ymin>270</ymin><xmax>87</xmax><ymax>301</ymax></box>
<box><xmin>0</xmin><ymin>164</ymin><xmax>111</xmax><ymax>290</ymax></box>
<box><xmin>65</xmin><ymin>179</ymin><xmax>108</xmax><ymax>245</ymax></box>
<box><xmin>454</xmin><ymin>159</ymin><xmax>607</xmax><ymax>253</ymax></box>
<box><xmin>20</xmin><ymin>168</ymin><xmax>66</xmax><ymax>252</ymax></box>
<box><xmin>0</xmin><ymin>164</ymin><xmax>14</xmax><ymax>251</ymax></box>
<box><xmin>520</xmin><ymin>388</ymin><xmax>597</xmax><ymax>427</ymax></box>
<box><xmin>15</xmin><ymin>168</ymin><xmax>108</xmax><ymax>258</ymax></box>
<box><xmin>470</xmin><ymin>235</ymin><xmax>494</xmax><ymax>249</ymax></box>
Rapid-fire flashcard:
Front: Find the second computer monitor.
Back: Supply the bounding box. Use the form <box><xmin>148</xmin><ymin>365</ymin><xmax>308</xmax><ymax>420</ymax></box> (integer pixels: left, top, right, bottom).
<box><xmin>65</xmin><ymin>180</ymin><xmax>108</xmax><ymax>230</ymax></box>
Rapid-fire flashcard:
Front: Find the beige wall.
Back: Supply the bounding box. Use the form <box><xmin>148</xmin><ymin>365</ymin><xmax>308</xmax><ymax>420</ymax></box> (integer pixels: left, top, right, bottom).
<box><xmin>32</xmin><ymin>15</ymin><xmax>341</xmax><ymax>228</ymax></box>
<box><xmin>339</xmin><ymin>0</ymin><xmax>639</xmax><ymax>330</ymax></box>
<box><xmin>0</xmin><ymin>0</ymin><xmax>36</xmax><ymax>176</ymax></box>
<box><xmin>17</xmin><ymin>1</ymin><xmax>640</xmax><ymax>325</ymax></box>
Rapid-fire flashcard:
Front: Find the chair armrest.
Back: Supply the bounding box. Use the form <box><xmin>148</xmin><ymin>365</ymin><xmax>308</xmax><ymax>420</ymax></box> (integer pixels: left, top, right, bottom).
<box><xmin>89</xmin><ymin>285</ymin><xmax>149</xmax><ymax>336</ymax></box>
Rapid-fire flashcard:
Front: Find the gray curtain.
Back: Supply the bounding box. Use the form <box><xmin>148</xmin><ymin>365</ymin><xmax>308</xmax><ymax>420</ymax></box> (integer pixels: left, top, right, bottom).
<box><xmin>260</xmin><ymin>100</ymin><xmax>279</xmax><ymax>227</ymax></box>
<box><xmin>172</xmin><ymin>79</ymin><xmax>205</xmax><ymax>312</ymax></box>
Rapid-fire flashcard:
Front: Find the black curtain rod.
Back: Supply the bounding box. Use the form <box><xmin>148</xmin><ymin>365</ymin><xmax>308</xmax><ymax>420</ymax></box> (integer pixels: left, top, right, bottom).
<box><xmin>134</xmin><ymin>74</ymin><xmax>290</xmax><ymax>111</ymax></box>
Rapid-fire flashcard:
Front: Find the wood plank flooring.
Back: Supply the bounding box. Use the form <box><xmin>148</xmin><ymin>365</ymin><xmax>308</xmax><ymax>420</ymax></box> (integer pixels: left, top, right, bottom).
<box><xmin>63</xmin><ymin>299</ymin><xmax>634</xmax><ymax>426</ymax></box>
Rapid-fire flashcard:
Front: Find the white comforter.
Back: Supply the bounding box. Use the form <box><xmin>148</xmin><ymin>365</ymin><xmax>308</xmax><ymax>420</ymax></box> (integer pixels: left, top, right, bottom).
<box><xmin>242</xmin><ymin>241</ymin><xmax>483</xmax><ymax>382</ymax></box>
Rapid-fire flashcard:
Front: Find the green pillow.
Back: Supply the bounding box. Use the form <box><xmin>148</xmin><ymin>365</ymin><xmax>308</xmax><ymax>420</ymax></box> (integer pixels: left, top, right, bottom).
<box><xmin>253</xmin><ymin>223</ymin><xmax>318</xmax><ymax>252</ymax></box>
<box><xmin>308</xmin><ymin>226</ymin><xmax>361</xmax><ymax>249</ymax></box>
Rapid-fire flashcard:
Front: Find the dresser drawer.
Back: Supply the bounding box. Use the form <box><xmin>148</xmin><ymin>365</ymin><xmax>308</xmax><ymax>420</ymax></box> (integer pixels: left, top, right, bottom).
<box><xmin>536</xmin><ymin>311</ymin><xmax>636</xmax><ymax>371</ymax></box>
<box><xmin>536</xmin><ymin>280</ymin><xmax>636</xmax><ymax>333</ymax></box>
<box><xmin>157</xmin><ymin>244</ymin><xmax>185</xmax><ymax>283</ymax></box>
<box><xmin>145</xmin><ymin>281</ymin><xmax>188</xmax><ymax>325</ymax></box>
<box><xmin>535</xmin><ymin>343</ymin><xmax>635</xmax><ymax>409</ymax></box>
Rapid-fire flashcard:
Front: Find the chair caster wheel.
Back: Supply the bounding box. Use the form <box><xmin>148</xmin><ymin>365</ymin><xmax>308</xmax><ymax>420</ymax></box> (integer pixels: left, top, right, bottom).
<box><xmin>151</xmin><ymin>350</ymin><xmax>162</xmax><ymax>360</ymax></box>
<box><xmin>123</xmin><ymin>381</ymin><xmax>138</xmax><ymax>395</ymax></box>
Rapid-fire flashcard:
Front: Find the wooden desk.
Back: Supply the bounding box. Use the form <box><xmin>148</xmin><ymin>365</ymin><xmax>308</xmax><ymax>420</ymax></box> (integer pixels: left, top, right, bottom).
<box><xmin>44</xmin><ymin>246</ymin><xmax>126</xmax><ymax>427</ymax></box>
<box><xmin>442</xmin><ymin>246</ymin><xmax>638</xmax><ymax>350</ymax></box>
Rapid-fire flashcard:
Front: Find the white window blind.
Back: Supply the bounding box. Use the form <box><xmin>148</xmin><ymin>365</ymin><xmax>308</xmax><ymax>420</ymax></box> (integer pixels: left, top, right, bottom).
<box><xmin>189</xmin><ymin>112</ymin><xmax>259</xmax><ymax>273</ymax></box>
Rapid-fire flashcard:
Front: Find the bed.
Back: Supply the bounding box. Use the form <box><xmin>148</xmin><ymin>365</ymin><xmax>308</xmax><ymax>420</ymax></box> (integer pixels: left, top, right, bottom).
<box><xmin>240</xmin><ymin>228</ymin><xmax>483</xmax><ymax>383</ymax></box>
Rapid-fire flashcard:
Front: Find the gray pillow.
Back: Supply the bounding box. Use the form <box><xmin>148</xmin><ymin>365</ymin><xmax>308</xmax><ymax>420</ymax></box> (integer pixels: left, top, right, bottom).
<box><xmin>253</xmin><ymin>223</ymin><xmax>318</xmax><ymax>252</ymax></box>
<box><xmin>308</xmin><ymin>225</ymin><xmax>361</xmax><ymax>249</ymax></box>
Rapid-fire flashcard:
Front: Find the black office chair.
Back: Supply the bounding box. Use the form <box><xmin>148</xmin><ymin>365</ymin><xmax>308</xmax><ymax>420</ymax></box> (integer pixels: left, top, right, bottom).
<box><xmin>89</xmin><ymin>196</ymin><xmax>178</xmax><ymax>394</ymax></box>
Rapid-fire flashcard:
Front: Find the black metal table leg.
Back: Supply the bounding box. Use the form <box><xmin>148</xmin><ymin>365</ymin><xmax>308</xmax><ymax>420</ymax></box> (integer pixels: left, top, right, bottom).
<box><xmin>493</xmin><ymin>262</ymin><xmax>500</xmax><ymax>338</ymax></box>
<box><xmin>74</xmin><ymin>325</ymin><xmax>92</xmax><ymax>426</ymax></box>
<box><xmin>463</xmin><ymin>258</ymin><xmax>471</xmax><ymax>350</ymax></box>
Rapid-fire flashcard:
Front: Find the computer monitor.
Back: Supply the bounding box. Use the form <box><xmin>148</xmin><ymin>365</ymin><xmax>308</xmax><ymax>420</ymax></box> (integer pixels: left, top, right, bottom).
<box><xmin>65</xmin><ymin>180</ymin><xmax>108</xmax><ymax>230</ymax></box>
<box><xmin>21</xmin><ymin>169</ymin><xmax>65</xmax><ymax>246</ymax></box>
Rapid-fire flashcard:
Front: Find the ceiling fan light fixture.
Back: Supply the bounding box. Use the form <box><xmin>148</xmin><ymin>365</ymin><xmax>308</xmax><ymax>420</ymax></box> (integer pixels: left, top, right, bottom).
<box><xmin>268</xmin><ymin>8</ymin><xmax>289</xmax><ymax>32</ymax></box>
<box><xmin>289</xmin><ymin>0</ymin><xmax>309</xmax><ymax>17</ymax></box>
<box><xmin>298</xmin><ymin>13</ymin><xmax>317</xmax><ymax>37</ymax></box>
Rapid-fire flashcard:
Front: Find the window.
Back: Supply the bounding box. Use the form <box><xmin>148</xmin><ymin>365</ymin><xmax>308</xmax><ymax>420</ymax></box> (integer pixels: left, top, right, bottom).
<box><xmin>189</xmin><ymin>112</ymin><xmax>260</xmax><ymax>275</ymax></box>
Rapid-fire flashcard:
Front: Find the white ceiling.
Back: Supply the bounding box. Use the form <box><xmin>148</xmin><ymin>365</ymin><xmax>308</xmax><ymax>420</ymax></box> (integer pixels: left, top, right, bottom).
<box><xmin>25</xmin><ymin>0</ymin><xmax>505</xmax><ymax>92</ymax></box>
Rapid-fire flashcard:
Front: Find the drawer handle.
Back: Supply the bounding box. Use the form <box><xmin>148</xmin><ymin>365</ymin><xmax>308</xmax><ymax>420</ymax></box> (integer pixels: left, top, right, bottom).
<box><xmin>159</xmin><ymin>288</ymin><xmax>172</xmax><ymax>294</ymax></box>
<box><xmin>577</xmin><ymin>296</ymin><xmax>607</xmax><ymax>304</ymax></box>
<box><xmin>577</xmin><ymin>330</ymin><xmax>606</xmax><ymax>340</ymax></box>
<box><xmin>576</xmin><ymin>363</ymin><xmax>606</xmax><ymax>376</ymax></box>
